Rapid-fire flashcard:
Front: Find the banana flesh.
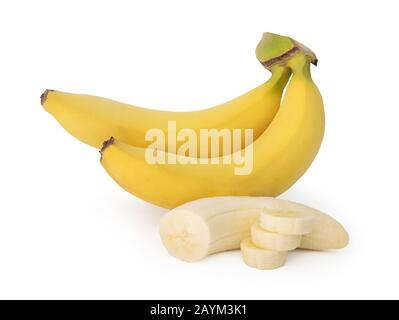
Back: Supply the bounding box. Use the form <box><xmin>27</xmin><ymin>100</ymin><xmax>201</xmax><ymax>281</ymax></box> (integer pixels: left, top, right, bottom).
<box><xmin>260</xmin><ymin>210</ymin><xmax>314</xmax><ymax>236</ymax></box>
<box><xmin>250</xmin><ymin>223</ymin><xmax>302</xmax><ymax>251</ymax></box>
<box><xmin>240</xmin><ymin>238</ymin><xmax>288</xmax><ymax>270</ymax></box>
<box><xmin>159</xmin><ymin>197</ymin><xmax>349</xmax><ymax>262</ymax></box>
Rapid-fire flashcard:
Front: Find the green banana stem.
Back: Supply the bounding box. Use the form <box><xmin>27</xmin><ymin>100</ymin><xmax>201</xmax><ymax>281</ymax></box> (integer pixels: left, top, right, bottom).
<box><xmin>256</xmin><ymin>32</ymin><xmax>317</xmax><ymax>71</ymax></box>
<box><xmin>287</xmin><ymin>53</ymin><xmax>312</xmax><ymax>78</ymax></box>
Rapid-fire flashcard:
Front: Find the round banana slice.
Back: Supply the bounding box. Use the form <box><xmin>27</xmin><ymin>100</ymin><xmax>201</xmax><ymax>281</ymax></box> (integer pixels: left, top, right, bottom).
<box><xmin>240</xmin><ymin>238</ymin><xmax>287</xmax><ymax>270</ymax></box>
<box><xmin>160</xmin><ymin>210</ymin><xmax>211</xmax><ymax>262</ymax></box>
<box><xmin>251</xmin><ymin>223</ymin><xmax>301</xmax><ymax>251</ymax></box>
<box><xmin>260</xmin><ymin>209</ymin><xmax>314</xmax><ymax>235</ymax></box>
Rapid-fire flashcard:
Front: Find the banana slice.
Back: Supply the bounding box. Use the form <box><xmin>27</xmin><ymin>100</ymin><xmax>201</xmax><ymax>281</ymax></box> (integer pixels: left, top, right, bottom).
<box><xmin>251</xmin><ymin>223</ymin><xmax>301</xmax><ymax>251</ymax></box>
<box><xmin>260</xmin><ymin>209</ymin><xmax>314</xmax><ymax>235</ymax></box>
<box><xmin>240</xmin><ymin>238</ymin><xmax>287</xmax><ymax>270</ymax></box>
<box><xmin>160</xmin><ymin>210</ymin><xmax>211</xmax><ymax>262</ymax></box>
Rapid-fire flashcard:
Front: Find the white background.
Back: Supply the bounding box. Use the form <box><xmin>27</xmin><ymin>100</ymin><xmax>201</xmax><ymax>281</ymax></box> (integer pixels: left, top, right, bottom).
<box><xmin>0</xmin><ymin>0</ymin><xmax>398</xmax><ymax>300</ymax></box>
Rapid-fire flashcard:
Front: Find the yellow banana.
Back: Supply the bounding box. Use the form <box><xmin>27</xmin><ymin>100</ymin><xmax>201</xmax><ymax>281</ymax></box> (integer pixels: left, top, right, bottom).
<box><xmin>41</xmin><ymin>62</ymin><xmax>290</xmax><ymax>157</ymax></box>
<box><xmin>99</xmin><ymin>44</ymin><xmax>325</xmax><ymax>209</ymax></box>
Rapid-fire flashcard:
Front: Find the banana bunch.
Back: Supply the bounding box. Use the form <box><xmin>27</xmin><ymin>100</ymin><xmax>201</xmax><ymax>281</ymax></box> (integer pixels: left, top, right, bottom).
<box><xmin>42</xmin><ymin>33</ymin><xmax>347</xmax><ymax>268</ymax></box>
<box><xmin>42</xmin><ymin>33</ymin><xmax>324</xmax><ymax>208</ymax></box>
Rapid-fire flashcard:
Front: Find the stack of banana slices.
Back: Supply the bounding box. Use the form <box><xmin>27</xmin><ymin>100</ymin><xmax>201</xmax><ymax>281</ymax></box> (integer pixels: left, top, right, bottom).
<box><xmin>41</xmin><ymin>32</ymin><xmax>349</xmax><ymax>270</ymax></box>
<box><xmin>244</xmin><ymin>209</ymin><xmax>315</xmax><ymax>270</ymax></box>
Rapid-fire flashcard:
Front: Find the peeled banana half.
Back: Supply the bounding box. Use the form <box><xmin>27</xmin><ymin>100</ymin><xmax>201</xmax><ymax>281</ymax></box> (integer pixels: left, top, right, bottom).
<box><xmin>160</xmin><ymin>197</ymin><xmax>349</xmax><ymax>262</ymax></box>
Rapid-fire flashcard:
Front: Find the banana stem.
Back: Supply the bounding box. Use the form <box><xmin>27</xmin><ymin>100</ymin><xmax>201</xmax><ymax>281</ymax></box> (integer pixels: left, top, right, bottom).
<box><xmin>269</xmin><ymin>66</ymin><xmax>292</xmax><ymax>90</ymax></box>
<box><xmin>287</xmin><ymin>53</ymin><xmax>312</xmax><ymax>79</ymax></box>
<box><xmin>256</xmin><ymin>32</ymin><xmax>317</xmax><ymax>71</ymax></box>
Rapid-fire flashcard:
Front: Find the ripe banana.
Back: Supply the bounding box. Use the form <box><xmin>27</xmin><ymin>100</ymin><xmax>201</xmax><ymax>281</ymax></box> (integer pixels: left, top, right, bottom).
<box><xmin>159</xmin><ymin>197</ymin><xmax>349</xmax><ymax>262</ymax></box>
<box><xmin>250</xmin><ymin>224</ymin><xmax>301</xmax><ymax>251</ymax></box>
<box><xmin>260</xmin><ymin>210</ymin><xmax>314</xmax><ymax>235</ymax></box>
<box><xmin>41</xmin><ymin>48</ymin><xmax>291</xmax><ymax>157</ymax></box>
<box><xmin>100</xmin><ymin>45</ymin><xmax>325</xmax><ymax>208</ymax></box>
<box><xmin>240</xmin><ymin>238</ymin><xmax>288</xmax><ymax>270</ymax></box>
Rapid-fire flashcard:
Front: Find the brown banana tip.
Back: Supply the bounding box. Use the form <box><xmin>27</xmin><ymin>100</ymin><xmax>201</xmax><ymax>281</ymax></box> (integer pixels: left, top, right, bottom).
<box><xmin>40</xmin><ymin>89</ymin><xmax>53</xmax><ymax>105</ymax></box>
<box><xmin>100</xmin><ymin>137</ymin><xmax>115</xmax><ymax>160</ymax></box>
<box><xmin>312</xmin><ymin>58</ymin><xmax>318</xmax><ymax>66</ymax></box>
